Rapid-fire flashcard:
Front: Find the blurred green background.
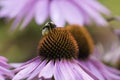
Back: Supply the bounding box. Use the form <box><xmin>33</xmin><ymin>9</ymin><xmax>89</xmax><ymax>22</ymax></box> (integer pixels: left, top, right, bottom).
<box><xmin>0</xmin><ymin>0</ymin><xmax>120</xmax><ymax>63</ymax></box>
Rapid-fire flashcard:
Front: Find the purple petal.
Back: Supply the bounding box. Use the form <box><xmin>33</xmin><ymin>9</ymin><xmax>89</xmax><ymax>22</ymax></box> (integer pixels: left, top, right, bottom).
<box><xmin>0</xmin><ymin>66</ymin><xmax>13</xmax><ymax>77</ymax></box>
<box><xmin>90</xmin><ymin>58</ymin><xmax>120</xmax><ymax>80</ymax></box>
<box><xmin>67</xmin><ymin>61</ymin><xmax>86</xmax><ymax>80</ymax></box>
<box><xmin>14</xmin><ymin>57</ymin><xmax>40</xmax><ymax>72</ymax></box>
<box><xmin>10</xmin><ymin>63</ymin><xmax>23</xmax><ymax>68</ymax></box>
<box><xmin>9</xmin><ymin>0</ymin><xmax>29</xmax><ymax>18</ymax></box>
<box><xmin>10</xmin><ymin>0</ymin><xmax>36</xmax><ymax>31</ymax></box>
<box><xmin>0</xmin><ymin>0</ymin><xmax>15</xmax><ymax>17</ymax></box>
<box><xmin>54</xmin><ymin>61</ymin><xmax>66</xmax><ymax>80</ymax></box>
<box><xmin>0</xmin><ymin>56</ymin><xmax>8</xmax><ymax>62</ymax></box>
<box><xmin>22</xmin><ymin>56</ymin><xmax>40</xmax><ymax>66</ymax></box>
<box><xmin>10</xmin><ymin>14</ymin><xmax>23</xmax><ymax>31</ymax></box>
<box><xmin>28</xmin><ymin>60</ymin><xmax>46</xmax><ymax>80</ymax></box>
<box><xmin>13</xmin><ymin>59</ymin><xmax>40</xmax><ymax>80</ymax></box>
<box><xmin>50</xmin><ymin>1</ymin><xmax>65</xmax><ymax>27</ymax></box>
<box><xmin>20</xmin><ymin>7</ymin><xmax>34</xmax><ymax>29</ymax></box>
<box><xmin>75</xmin><ymin>60</ymin><xmax>99</xmax><ymax>80</ymax></box>
<box><xmin>55</xmin><ymin>60</ymin><xmax>76</xmax><ymax>80</ymax></box>
<box><xmin>101</xmin><ymin>67</ymin><xmax>120</xmax><ymax>79</ymax></box>
<box><xmin>71</xmin><ymin>62</ymin><xmax>94</xmax><ymax>80</ymax></box>
<box><xmin>105</xmin><ymin>66</ymin><xmax>120</xmax><ymax>75</ymax></box>
<box><xmin>35</xmin><ymin>0</ymin><xmax>48</xmax><ymax>25</ymax></box>
<box><xmin>82</xmin><ymin>0</ymin><xmax>111</xmax><ymax>15</ymax></box>
<box><xmin>59</xmin><ymin>1</ymin><xmax>84</xmax><ymax>25</ymax></box>
<box><xmin>0</xmin><ymin>60</ymin><xmax>10</xmax><ymax>68</ymax></box>
<box><xmin>73</xmin><ymin>0</ymin><xmax>108</xmax><ymax>26</ymax></box>
<box><xmin>0</xmin><ymin>0</ymin><xmax>28</xmax><ymax>18</ymax></box>
<box><xmin>39</xmin><ymin>61</ymin><xmax>54</xmax><ymax>79</ymax></box>
<box><xmin>0</xmin><ymin>75</ymin><xmax>5</xmax><ymax>80</ymax></box>
<box><xmin>86</xmin><ymin>61</ymin><xmax>105</xmax><ymax>80</ymax></box>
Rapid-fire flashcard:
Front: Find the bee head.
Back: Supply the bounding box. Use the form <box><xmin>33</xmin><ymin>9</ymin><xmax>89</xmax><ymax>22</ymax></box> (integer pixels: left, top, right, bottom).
<box><xmin>42</xmin><ymin>22</ymin><xmax>56</xmax><ymax>36</ymax></box>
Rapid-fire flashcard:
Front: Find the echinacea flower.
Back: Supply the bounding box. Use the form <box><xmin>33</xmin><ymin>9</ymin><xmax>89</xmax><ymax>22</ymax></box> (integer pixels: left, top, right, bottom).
<box><xmin>13</xmin><ymin>22</ymin><xmax>98</xmax><ymax>80</ymax></box>
<box><xmin>66</xmin><ymin>24</ymin><xmax>120</xmax><ymax>80</ymax></box>
<box><xmin>0</xmin><ymin>56</ymin><xmax>14</xmax><ymax>80</ymax></box>
<box><xmin>0</xmin><ymin>0</ymin><xmax>110</xmax><ymax>30</ymax></box>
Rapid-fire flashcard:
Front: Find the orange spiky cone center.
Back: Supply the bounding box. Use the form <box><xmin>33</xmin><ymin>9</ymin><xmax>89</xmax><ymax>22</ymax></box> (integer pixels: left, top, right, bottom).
<box><xmin>38</xmin><ymin>28</ymin><xmax>78</xmax><ymax>61</ymax></box>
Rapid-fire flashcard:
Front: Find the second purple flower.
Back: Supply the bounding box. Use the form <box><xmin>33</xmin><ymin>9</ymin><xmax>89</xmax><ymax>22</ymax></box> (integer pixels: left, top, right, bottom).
<box><xmin>0</xmin><ymin>0</ymin><xmax>110</xmax><ymax>30</ymax></box>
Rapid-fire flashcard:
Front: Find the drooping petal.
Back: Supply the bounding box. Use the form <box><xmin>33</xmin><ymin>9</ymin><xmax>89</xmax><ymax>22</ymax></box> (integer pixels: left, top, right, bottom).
<box><xmin>20</xmin><ymin>7</ymin><xmax>34</xmax><ymax>29</ymax></box>
<box><xmin>0</xmin><ymin>56</ymin><xmax>8</xmax><ymax>62</ymax></box>
<box><xmin>39</xmin><ymin>61</ymin><xmax>54</xmax><ymax>79</ymax></box>
<box><xmin>35</xmin><ymin>0</ymin><xmax>49</xmax><ymax>25</ymax></box>
<box><xmin>82</xmin><ymin>0</ymin><xmax>111</xmax><ymax>15</ymax></box>
<box><xmin>10</xmin><ymin>0</ymin><xmax>36</xmax><ymax>30</ymax></box>
<box><xmin>9</xmin><ymin>0</ymin><xmax>29</xmax><ymax>18</ymax></box>
<box><xmin>59</xmin><ymin>1</ymin><xmax>84</xmax><ymax>25</ymax></box>
<box><xmin>54</xmin><ymin>61</ymin><xmax>66</xmax><ymax>80</ymax></box>
<box><xmin>50</xmin><ymin>1</ymin><xmax>65</xmax><ymax>27</ymax></box>
<box><xmin>0</xmin><ymin>66</ymin><xmax>13</xmax><ymax>77</ymax></box>
<box><xmin>13</xmin><ymin>59</ymin><xmax>40</xmax><ymax>80</ymax></box>
<box><xmin>10</xmin><ymin>63</ymin><xmax>23</xmax><ymax>68</ymax></box>
<box><xmin>0</xmin><ymin>75</ymin><xmax>5</xmax><ymax>80</ymax></box>
<box><xmin>55</xmin><ymin>60</ymin><xmax>76</xmax><ymax>80</ymax></box>
<box><xmin>90</xmin><ymin>58</ymin><xmax>120</xmax><ymax>80</ymax></box>
<box><xmin>14</xmin><ymin>57</ymin><xmax>40</xmax><ymax>73</ymax></box>
<box><xmin>0</xmin><ymin>0</ymin><xmax>28</xmax><ymax>18</ymax></box>
<box><xmin>0</xmin><ymin>0</ymin><xmax>111</xmax><ymax>30</ymax></box>
<box><xmin>0</xmin><ymin>0</ymin><xmax>16</xmax><ymax>17</ymax></box>
<box><xmin>0</xmin><ymin>56</ymin><xmax>14</xmax><ymax>80</ymax></box>
<box><xmin>73</xmin><ymin>0</ymin><xmax>108</xmax><ymax>26</ymax></box>
<box><xmin>22</xmin><ymin>56</ymin><xmax>40</xmax><ymax>66</ymax></box>
<box><xmin>0</xmin><ymin>60</ymin><xmax>10</xmax><ymax>68</ymax></box>
<box><xmin>28</xmin><ymin>60</ymin><xmax>46</xmax><ymax>80</ymax></box>
<box><xmin>71</xmin><ymin>62</ymin><xmax>95</xmax><ymax>80</ymax></box>
<box><xmin>85</xmin><ymin>61</ymin><xmax>105</xmax><ymax>80</ymax></box>
<box><xmin>105</xmin><ymin>66</ymin><xmax>120</xmax><ymax>75</ymax></box>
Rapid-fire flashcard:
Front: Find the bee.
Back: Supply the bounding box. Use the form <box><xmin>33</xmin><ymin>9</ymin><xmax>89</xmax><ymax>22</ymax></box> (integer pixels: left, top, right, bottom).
<box><xmin>42</xmin><ymin>22</ymin><xmax>56</xmax><ymax>36</ymax></box>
